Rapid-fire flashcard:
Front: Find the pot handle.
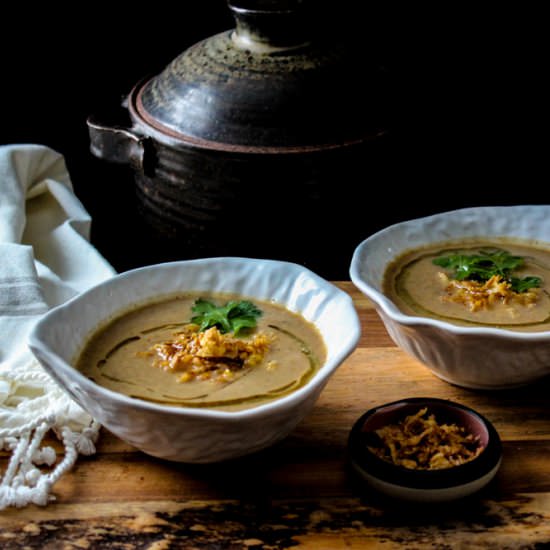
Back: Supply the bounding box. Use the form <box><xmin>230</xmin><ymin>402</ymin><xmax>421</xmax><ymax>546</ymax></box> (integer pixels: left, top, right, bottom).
<box><xmin>87</xmin><ymin>115</ymin><xmax>149</xmax><ymax>172</ymax></box>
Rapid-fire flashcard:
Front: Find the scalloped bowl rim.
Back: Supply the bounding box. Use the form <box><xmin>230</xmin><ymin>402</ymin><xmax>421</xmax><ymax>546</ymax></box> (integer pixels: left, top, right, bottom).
<box><xmin>29</xmin><ymin>257</ymin><xmax>361</xmax><ymax>421</ymax></box>
<box><xmin>350</xmin><ymin>205</ymin><xmax>550</xmax><ymax>341</ymax></box>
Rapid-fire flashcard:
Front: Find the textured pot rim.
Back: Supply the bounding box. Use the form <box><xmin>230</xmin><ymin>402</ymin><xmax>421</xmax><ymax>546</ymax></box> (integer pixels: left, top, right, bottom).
<box><xmin>129</xmin><ymin>79</ymin><xmax>385</xmax><ymax>155</ymax></box>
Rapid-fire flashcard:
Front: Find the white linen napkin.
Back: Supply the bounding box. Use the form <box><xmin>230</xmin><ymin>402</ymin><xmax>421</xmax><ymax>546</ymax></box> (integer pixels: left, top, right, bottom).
<box><xmin>0</xmin><ymin>144</ymin><xmax>115</xmax><ymax>509</ymax></box>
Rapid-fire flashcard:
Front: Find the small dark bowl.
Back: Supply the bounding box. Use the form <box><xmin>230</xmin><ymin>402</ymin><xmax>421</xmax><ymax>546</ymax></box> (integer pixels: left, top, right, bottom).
<box><xmin>348</xmin><ymin>397</ymin><xmax>502</xmax><ymax>502</ymax></box>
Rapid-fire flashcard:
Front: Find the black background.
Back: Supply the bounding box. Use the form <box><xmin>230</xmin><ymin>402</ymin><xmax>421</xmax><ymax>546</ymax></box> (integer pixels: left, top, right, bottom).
<box><xmin>0</xmin><ymin>2</ymin><xmax>546</xmax><ymax>279</ymax></box>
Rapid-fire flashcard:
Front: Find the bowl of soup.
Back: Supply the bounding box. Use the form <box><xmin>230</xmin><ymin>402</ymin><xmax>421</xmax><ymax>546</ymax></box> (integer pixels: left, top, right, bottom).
<box><xmin>28</xmin><ymin>257</ymin><xmax>360</xmax><ymax>462</ymax></box>
<box><xmin>350</xmin><ymin>205</ymin><xmax>550</xmax><ymax>389</ymax></box>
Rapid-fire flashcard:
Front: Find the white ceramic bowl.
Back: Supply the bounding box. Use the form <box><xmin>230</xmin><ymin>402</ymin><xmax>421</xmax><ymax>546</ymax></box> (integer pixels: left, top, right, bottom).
<box><xmin>29</xmin><ymin>257</ymin><xmax>360</xmax><ymax>463</ymax></box>
<box><xmin>348</xmin><ymin>397</ymin><xmax>502</xmax><ymax>503</ymax></box>
<box><xmin>350</xmin><ymin>205</ymin><xmax>550</xmax><ymax>390</ymax></box>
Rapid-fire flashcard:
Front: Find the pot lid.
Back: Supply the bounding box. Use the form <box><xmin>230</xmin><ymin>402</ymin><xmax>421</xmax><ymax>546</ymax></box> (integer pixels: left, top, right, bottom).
<box><xmin>131</xmin><ymin>0</ymin><xmax>387</xmax><ymax>152</ymax></box>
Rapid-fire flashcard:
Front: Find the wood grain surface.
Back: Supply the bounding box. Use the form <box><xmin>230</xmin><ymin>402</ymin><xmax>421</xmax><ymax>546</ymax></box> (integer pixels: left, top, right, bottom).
<box><xmin>2</xmin><ymin>282</ymin><xmax>550</xmax><ymax>549</ymax></box>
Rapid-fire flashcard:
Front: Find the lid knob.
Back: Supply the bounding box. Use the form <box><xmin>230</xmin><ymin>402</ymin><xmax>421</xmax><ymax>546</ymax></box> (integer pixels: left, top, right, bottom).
<box><xmin>229</xmin><ymin>0</ymin><xmax>310</xmax><ymax>52</ymax></box>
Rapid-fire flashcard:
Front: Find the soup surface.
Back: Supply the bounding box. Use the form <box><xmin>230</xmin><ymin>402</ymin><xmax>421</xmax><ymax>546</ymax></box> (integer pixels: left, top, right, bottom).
<box><xmin>76</xmin><ymin>292</ymin><xmax>327</xmax><ymax>411</ymax></box>
<box><xmin>383</xmin><ymin>239</ymin><xmax>550</xmax><ymax>331</ymax></box>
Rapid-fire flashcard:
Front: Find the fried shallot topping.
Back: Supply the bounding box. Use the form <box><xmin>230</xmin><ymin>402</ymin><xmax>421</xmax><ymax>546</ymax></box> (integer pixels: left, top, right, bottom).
<box><xmin>142</xmin><ymin>324</ymin><xmax>272</xmax><ymax>383</ymax></box>
<box><xmin>368</xmin><ymin>407</ymin><xmax>483</xmax><ymax>470</ymax></box>
<box><xmin>438</xmin><ymin>272</ymin><xmax>539</xmax><ymax>312</ymax></box>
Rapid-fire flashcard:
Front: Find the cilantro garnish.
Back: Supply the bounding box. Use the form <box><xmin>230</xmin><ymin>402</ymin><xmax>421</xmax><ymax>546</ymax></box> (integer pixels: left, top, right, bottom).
<box><xmin>190</xmin><ymin>299</ymin><xmax>262</xmax><ymax>336</ymax></box>
<box><xmin>510</xmin><ymin>276</ymin><xmax>542</xmax><ymax>293</ymax></box>
<box><xmin>432</xmin><ymin>249</ymin><xmax>541</xmax><ymax>293</ymax></box>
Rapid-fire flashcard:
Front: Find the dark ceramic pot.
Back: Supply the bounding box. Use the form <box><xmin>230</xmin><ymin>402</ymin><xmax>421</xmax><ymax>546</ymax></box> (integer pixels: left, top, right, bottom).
<box><xmin>87</xmin><ymin>0</ymin><xmax>388</xmax><ymax>271</ymax></box>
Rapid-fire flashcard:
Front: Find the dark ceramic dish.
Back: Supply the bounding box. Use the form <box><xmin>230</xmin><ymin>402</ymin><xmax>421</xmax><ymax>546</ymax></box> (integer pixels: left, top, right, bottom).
<box><xmin>348</xmin><ymin>397</ymin><xmax>502</xmax><ymax>502</ymax></box>
<box><xmin>87</xmin><ymin>0</ymin><xmax>388</xmax><ymax>271</ymax></box>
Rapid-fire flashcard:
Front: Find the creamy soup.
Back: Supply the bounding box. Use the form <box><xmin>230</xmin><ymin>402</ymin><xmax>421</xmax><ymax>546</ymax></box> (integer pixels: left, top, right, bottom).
<box><xmin>383</xmin><ymin>238</ymin><xmax>550</xmax><ymax>331</ymax></box>
<box><xmin>76</xmin><ymin>292</ymin><xmax>327</xmax><ymax>411</ymax></box>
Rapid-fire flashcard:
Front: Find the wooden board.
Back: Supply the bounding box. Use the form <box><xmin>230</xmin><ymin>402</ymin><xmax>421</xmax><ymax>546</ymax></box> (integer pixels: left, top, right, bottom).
<box><xmin>2</xmin><ymin>282</ymin><xmax>550</xmax><ymax>548</ymax></box>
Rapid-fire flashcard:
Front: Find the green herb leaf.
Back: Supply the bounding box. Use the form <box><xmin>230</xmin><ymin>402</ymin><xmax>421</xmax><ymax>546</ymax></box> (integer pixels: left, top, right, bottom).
<box><xmin>510</xmin><ymin>276</ymin><xmax>542</xmax><ymax>293</ymax></box>
<box><xmin>432</xmin><ymin>249</ymin><xmax>541</xmax><ymax>292</ymax></box>
<box><xmin>191</xmin><ymin>299</ymin><xmax>262</xmax><ymax>336</ymax></box>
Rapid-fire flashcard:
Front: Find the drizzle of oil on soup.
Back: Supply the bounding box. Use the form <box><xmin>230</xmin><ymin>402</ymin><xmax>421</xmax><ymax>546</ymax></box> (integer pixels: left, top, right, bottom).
<box><xmin>383</xmin><ymin>238</ymin><xmax>550</xmax><ymax>331</ymax></box>
<box><xmin>76</xmin><ymin>292</ymin><xmax>327</xmax><ymax>411</ymax></box>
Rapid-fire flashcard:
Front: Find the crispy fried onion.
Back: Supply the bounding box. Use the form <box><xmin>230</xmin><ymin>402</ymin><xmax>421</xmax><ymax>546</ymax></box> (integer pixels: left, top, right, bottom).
<box><xmin>142</xmin><ymin>325</ymin><xmax>272</xmax><ymax>383</ymax></box>
<box><xmin>439</xmin><ymin>272</ymin><xmax>538</xmax><ymax>312</ymax></box>
<box><xmin>368</xmin><ymin>407</ymin><xmax>483</xmax><ymax>470</ymax></box>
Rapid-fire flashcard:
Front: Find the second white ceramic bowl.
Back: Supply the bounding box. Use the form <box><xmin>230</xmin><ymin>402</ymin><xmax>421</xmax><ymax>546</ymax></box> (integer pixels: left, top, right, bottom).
<box><xmin>350</xmin><ymin>205</ymin><xmax>550</xmax><ymax>390</ymax></box>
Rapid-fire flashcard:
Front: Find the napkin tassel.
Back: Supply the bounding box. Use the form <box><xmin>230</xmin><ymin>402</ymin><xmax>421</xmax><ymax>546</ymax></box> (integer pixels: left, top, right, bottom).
<box><xmin>0</xmin><ymin>399</ymin><xmax>100</xmax><ymax>510</ymax></box>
